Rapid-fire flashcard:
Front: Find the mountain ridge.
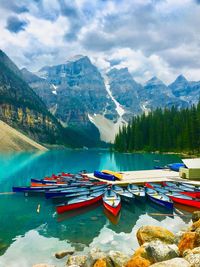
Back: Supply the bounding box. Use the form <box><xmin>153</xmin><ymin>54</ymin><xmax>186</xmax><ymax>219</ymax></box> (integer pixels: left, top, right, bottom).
<box><xmin>4</xmin><ymin>51</ymin><xmax>200</xmax><ymax>145</ymax></box>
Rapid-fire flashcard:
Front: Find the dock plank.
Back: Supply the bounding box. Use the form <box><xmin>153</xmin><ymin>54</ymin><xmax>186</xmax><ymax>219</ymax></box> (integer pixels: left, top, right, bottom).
<box><xmin>87</xmin><ymin>169</ymin><xmax>200</xmax><ymax>185</ymax></box>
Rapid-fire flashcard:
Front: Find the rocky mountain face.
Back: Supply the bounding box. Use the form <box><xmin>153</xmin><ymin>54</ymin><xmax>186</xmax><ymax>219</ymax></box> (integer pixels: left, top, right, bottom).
<box><xmin>139</xmin><ymin>76</ymin><xmax>188</xmax><ymax>111</ymax></box>
<box><xmin>107</xmin><ymin>68</ymin><xmax>142</xmax><ymax>120</ymax></box>
<box><xmin>21</xmin><ymin>67</ymin><xmax>57</xmax><ymax>111</ymax></box>
<box><xmin>106</xmin><ymin>70</ymin><xmax>190</xmax><ymax>121</ymax></box>
<box><xmin>0</xmin><ymin>50</ymin><xmax>63</xmax><ymax>145</ymax></box>
<box><xmin>21</xmin><ymin>54</ymin><xmax>200</xmax><ymax>144</ymax></box>
<box><xmin>34</xmin><ymin>55</ymin><xmax>117</xmax><ymax>127</ymax></box>
<box><xmin>169</xmin><ymin>75</ymin><xmax>200</xmax><ymax>105</ymax></box>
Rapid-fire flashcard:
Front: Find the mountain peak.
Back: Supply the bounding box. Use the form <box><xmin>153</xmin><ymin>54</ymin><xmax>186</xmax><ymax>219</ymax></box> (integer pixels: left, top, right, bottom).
<box><xmin>0</xmin><ymin>50</ymin><xmax>22</xmax><ymax>78</ymax></box>
<box><xmin>175</xmin><ymin>74</ymin><xmax>188</xmax><ymax>83</ymax></box>
<box><xmin>108</xmin><ymin>67</ymin><xmax>129</xmax><ymax>76</ymax></box>
<box><xmin>66</xmin><ymin>55</ymin><xmax>89</xmax><ymax>63</ymax></box>
<box><xmin>169</xmin><ymin>75</ymin><xmax>189</xmax><ymax>89</ymax></box>
<box><xmin>145</xmin><ymin>76</ymin><xmax>165</xmax><ymax>87</ymax></box>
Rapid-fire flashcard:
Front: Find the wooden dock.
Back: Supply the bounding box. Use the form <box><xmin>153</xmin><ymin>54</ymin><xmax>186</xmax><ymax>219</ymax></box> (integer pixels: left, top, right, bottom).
<box><xmin>87</xmin><ymin>169</ymin><xmax>200</xmax><ymax>186</ymax></box>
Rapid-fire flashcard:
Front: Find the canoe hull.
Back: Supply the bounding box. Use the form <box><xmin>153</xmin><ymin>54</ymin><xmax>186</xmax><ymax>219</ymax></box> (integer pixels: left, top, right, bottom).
<box><xmin>147</xmin><ymin>195</ymin><xmax>174</xmax><ymax>209</ymax></box>
<box><xmin>102</xmin><ymin>170</ymin><xmax>123</xmax><ymax>180</ymax></box>
<box><xmin>12</xmin><ymin>186</ymin><xmax>59</xmax><ymax>192</ymax></box>
<box><xmin>103</xmin><ymin>201</ymin><xmax>121</xmax><ymax>216</ymax></box>
<box><xmin>169</xmin><ymin>196</ymin><xmax>200</xmax><ymax>209</ymax></box>
<box><xmin>94</xmin><ymin>171</ymin><xmax>115</xmax><ymax>181</ymax></box>
<box><xmin>56</xmin><ymin>195</ymin><xmax>103</xmax><ymax>214</ymax></box>
<box><xmin>181</xmin><ymin>192</ymin><xmax>200</xmax><ymax>199</ymax></box>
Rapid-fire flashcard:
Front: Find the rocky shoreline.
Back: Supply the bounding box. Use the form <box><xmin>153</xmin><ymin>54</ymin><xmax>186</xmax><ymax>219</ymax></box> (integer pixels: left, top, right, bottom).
<box><xmin>33</xmin><ymin>211</ymin><xmax>200</xmax><ymax>267</ymax></box>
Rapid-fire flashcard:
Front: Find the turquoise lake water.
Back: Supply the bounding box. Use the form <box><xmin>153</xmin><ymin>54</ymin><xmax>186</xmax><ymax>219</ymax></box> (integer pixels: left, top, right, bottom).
<box><xmin>0</xmin><ymin>150</ymin><xmax>191</xmax><ymax>267</ymax></box>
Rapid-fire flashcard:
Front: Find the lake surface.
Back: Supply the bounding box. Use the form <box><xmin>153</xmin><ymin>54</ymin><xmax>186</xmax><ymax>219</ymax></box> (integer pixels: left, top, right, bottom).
<box><xmin>0</xmin><ymin>150</ymin><xmax>191</xmax><ymax>267</ymax></box>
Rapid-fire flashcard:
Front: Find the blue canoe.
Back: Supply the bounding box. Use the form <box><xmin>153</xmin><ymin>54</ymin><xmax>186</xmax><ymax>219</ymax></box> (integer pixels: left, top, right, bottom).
<box><xmin>145</xmin><ymin>188</ymin><xmax>174</xmax><ymax>209</ymax></box>
<box><xmin>31</xmin><ymin>178</ymin><xmax>58</xmax><ymax>184</ymax></box>
<box><xmin>12</xmin><ymin>185</ymin><xmax>65</xmax><ymax>193</ymax></box>
<box><xmin>154</xmin><ymin>166</ymin><xmax>168</xmax><ymax>170</ymax></box>
<box><xmin>167</xmin><ymin>163</ymin><xmax>186</xmax><ymax>172</ymax></box>
<box><xmin>128</xmin><ymin>184</ymin><xmax>146</xmax><ymax>202</ymax></box>
<box><xmin>94</xmin><ymin>171</ymin><xmax>116</xmax><ymax>181</ymax></box>
<box><xmin>111</xmin><ymin>185</ymin><xmax>135</xmax><ymax>203</ymax></box>
<box><xmin>45</xmin><ymin>185</ymin><xmax>107</xmax><ymax>199</ymax></box>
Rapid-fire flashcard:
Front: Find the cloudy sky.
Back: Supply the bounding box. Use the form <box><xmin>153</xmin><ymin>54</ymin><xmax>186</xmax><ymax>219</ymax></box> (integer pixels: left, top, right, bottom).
<box><xmin>0</xmin><ymin>0</ymin><xmax>200</xmax><ymax>84</ymax></box>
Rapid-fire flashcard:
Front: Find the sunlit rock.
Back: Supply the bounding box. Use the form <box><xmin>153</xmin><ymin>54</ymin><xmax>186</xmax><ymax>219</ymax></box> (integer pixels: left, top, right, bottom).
<box><xmin>150</xmin><ymin>257</ymin><xmax>190</xmax><ymax>267</ymax></box>
<box><xmin>178</xmin><ymin>232</ymin><xmax>197</xmax><ymax>256</ymax></box>
<box><xmin>136</xmin><ymin>225</ymin><xmax>175</xmax><ymax>246</ymax></box>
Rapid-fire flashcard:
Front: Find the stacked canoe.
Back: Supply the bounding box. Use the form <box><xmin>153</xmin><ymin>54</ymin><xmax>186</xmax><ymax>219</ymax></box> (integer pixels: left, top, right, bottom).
<box><xmin>94</xmin><ymin>170</ymin><xmax>123</xmax><ymax>181</ymax></box>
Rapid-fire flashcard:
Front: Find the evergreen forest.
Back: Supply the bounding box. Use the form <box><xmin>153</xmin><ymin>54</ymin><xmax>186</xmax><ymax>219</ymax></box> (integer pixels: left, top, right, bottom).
<box><xmin>114</xmin><ymin>101</ymin><xmax>200</xmax><ymax>154</ymax></box>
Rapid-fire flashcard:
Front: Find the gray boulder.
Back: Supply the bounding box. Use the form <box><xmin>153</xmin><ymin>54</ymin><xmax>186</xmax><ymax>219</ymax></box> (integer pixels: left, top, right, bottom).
<box><xmin>89</xmin><ymin>247</ymin><xmax>107</xmax><ymax>261</ymax></box>
<box><xmin>108</xmin><ymin>250</ymin><xmax>130</xmax><ymax>267</ymax></box>
<box><xmin>184</xmin><ymin>247</ymin><xmax>200</xmax><ymax>267</ymax></box>
<box><xmin>145</xmin><ymin>240</ymin><xmax>179</xmax><ymax>262</ymax></box>
<box><xmin>192</xmin><ymin>211</ymin><xmax>200</xmax><ymax>223</ymax></box>
<box><xmin>150</xmin><ymin>257</ymin><xmax>190</xmax><ymax>267</ymax></box>
<box><xmin>66</xmin><ymin>255</ymin><xmax>87</xmax><ymax>267</ymax></box>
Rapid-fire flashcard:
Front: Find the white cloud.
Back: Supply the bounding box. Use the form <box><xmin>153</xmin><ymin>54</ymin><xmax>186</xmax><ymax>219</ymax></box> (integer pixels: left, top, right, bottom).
<box><xmin>0</xmin><ymin>0</ymin><xmax>200</xmax><ymax>83</ymax></box>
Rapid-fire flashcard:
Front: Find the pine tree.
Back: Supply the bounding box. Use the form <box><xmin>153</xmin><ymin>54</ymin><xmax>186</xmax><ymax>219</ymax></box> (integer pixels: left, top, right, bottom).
<box><xmin>114</xmin><ymin>101</ymin><xmax>200</xmax><ymax>154</ymax></box>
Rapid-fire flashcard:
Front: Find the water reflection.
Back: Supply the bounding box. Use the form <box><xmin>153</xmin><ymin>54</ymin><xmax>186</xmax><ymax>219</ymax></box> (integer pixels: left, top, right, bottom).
<box><xmin>0</xmin><ymin>150</ymin><xmax>189</xmax><ymax>266</ymax></box>
<box><xmin>113</xmin><ymin>152</ymin><xmax>181</xmax><ymax>171</ymax></box>
<box><xmin>103</xmin><ymin>208</ymin><xmax>121</xmax><ymax>225</ymax></box>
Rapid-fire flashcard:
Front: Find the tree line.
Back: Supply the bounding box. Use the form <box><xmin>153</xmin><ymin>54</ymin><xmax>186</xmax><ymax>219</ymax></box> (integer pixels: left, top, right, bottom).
<box><xmin>114</xmin><ymin>101</ymin><xmax>200</xmax><ymax>153</ymax></box>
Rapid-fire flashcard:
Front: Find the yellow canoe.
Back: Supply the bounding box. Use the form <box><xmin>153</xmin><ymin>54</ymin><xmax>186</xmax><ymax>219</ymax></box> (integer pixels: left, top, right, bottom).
<box><xmin>101</xmin><ymin>170</ymin><xmax>123</xmax><ymax>180</ymax></box>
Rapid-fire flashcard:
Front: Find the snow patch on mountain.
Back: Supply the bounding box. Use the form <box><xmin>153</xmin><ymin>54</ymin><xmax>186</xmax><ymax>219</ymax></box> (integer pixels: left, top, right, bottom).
<box><xmin>50</xmin><ymin>84</ymin><xmax>58</xmax><ymax>95</ymax></box>
<box><xmin>88</xmin><ymin>76</ymin><xmax>127</xmax><ymax>143</ymax></box>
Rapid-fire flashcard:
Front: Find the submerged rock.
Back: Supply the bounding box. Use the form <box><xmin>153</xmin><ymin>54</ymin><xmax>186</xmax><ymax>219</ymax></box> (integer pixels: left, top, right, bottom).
<box><xmin>192</xmin><ymin>211</ymin><xmax>200</xmax><ymax>223</ymax></box>
<box><xmin>184</xmin><ymin>247</ymin><xmax>200</xmax><ymax>267</ymax></box>
<box><xmin>108</xmin><ymin>250</ymin><xmax>129</xmax><ymax>267</ymax></box>
<box><xmin>66</xmin><ymin>255</ymin><xmax>87</xmax><ymax>266</ymax></box>
<box><xmin>136</xmin><ymin>226</ymin><xmax>175</xmax><ymax>246</ymax></box>
<box><xmin>0</xmin><ymin>241</ymin><xmax>8</xmax><ymax>254</ymax></box>
<box><xmin>150</xmin><ymin>257</ymin><xmax>190</xmax><ymax>267</ymax></box>
<box><xmin>55</xmin><ymin>249</ymin><xmax>74</xmax><ymax>259</ymax></box>
<box><xmin>145</xmin><ymin>240</ymin><xmax>179</xmax><ymax>262</ymax></box>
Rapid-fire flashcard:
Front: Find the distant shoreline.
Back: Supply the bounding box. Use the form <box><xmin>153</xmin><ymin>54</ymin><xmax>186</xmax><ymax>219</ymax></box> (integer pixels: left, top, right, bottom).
<box><xmin>112</xmin><ymin>149</ymin><xmax>199</xmax><ymax>158</ymax></box>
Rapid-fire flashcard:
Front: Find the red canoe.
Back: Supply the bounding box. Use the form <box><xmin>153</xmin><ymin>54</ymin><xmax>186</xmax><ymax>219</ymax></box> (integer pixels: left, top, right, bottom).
<box><xmin>162</xmin><ymin>181</ymin><xmax>200</xmax><ymax>198</ymax></box>
<box><xmin>103</xmin><ymin>189</ymin><xmax>121</xmax><ymax>216</ymax></box>
<box><xmin>181</xmin><ymin>192</ymin><xmax>200</xmax><ymax>199</ymax></box>
<box><xmin>168</xmin><ymin>193</ymin><xmax>200</xmax><ymax>209</ymax></box>
<box><xmin>31</xmin><ymin>182</ymin><xmax>67</xmax><ymax>187</ymax></box>
<box><xmin>56</xmin><ymin>191</ymin><xmax>104</xmax><ymax>214</ymax></box>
